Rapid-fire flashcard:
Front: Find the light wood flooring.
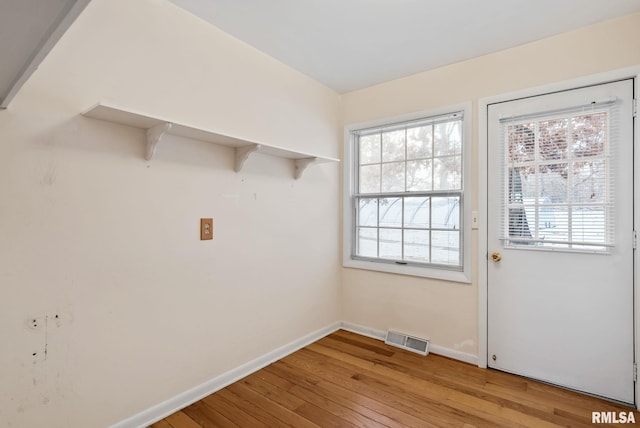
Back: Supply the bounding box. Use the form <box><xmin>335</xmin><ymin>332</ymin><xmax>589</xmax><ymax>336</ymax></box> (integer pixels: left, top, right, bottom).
<box><xmin>150</xmin><ymin>330</ymin><xmax>636</xmax><ymax>427</ymax></box>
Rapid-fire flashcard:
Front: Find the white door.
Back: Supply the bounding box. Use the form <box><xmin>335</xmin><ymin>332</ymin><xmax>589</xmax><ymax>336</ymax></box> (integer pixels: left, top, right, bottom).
<box><xmin>487</xmin><ymin>79</ymin><xmax>635</xmax><ymax>404</ymax></box>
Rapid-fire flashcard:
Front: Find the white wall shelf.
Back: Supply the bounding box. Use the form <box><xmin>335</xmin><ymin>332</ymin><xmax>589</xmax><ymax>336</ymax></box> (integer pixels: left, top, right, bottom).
<box><xmin>82</xmin><ymin>102</ymin><xmax>339</xmax><ymax>179</ymax></box>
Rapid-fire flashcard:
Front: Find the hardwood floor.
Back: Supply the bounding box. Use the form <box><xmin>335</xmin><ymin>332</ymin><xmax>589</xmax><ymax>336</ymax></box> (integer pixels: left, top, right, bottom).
<box><xmin>150</xmin><ymin>330</ymin><xmax>636</xmax><ymax>427</ymax></box>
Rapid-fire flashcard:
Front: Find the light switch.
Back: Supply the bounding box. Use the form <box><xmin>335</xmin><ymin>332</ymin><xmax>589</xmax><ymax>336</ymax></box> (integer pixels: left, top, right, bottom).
<box><xmin>472</xmin><ymin>211</ymin><xmax>479</xmax><ymax>230</ymax></box>
<box><xmin>200</xmin><ymin>218</ymin><xmax>213</xmax><ymax>240</ymax></box>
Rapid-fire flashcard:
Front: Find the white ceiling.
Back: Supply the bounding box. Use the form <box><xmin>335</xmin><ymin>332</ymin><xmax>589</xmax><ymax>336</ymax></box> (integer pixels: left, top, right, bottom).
<box><xmin>0</xmin><ymin>0</ymin><xmax>90</xmax><ymax>108</ymax></box>
<box><xmin>169</xmin><ymin>0</ymin><xmax>640</xmax><ymax>93</ymax></box>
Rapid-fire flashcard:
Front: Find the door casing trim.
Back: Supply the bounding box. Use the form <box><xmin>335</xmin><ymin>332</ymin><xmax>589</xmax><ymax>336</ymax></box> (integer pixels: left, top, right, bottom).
<box><xmin>478</xmin><ymin>65</ymin><xmax>640</xmax><ymax>408</ymax></box>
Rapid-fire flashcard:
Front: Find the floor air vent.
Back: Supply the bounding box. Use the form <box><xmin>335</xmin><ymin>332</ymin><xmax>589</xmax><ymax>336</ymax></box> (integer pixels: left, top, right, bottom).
<box><xmin>385</xmin><ymin>330</ymin><xmax>430</xmax><ymax>356</ymax></box>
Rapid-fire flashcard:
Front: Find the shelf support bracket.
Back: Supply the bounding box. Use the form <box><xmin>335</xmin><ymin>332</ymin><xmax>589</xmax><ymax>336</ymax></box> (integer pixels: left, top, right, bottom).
<box><xmin>145</xmin><ymin>122</ymin><xmax>172</xmax><ymax>160</ymax></box>
<box><xmin>234</xmin><ymin>144</ymin><xmax>261</xmax><ymax>172</ymax></box>
<box><xmin>294</xmin><ymin>157</ymin><xmax>319</xmax><ymax>179</ymax></box>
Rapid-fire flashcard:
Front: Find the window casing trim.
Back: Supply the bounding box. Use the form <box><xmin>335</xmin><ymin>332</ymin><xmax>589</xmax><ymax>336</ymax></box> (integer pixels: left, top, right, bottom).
<box><xmin>343</xmin><ymin>102</ymin><xmax>472</xmax><ymax>283</ymax></box>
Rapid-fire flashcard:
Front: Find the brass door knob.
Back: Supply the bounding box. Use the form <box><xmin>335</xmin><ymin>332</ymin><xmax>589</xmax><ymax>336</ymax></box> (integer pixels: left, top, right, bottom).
<box><xmin>490</xmin><ymin>252</ymin><xmax>502</xmax><ymax>262</ymax></box>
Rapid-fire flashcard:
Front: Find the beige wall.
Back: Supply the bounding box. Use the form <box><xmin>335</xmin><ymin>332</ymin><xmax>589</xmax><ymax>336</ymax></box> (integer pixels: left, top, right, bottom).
<box><xmin>341</xmin><ymin>13</ymin><xmax>640</xmax><ymax>357</ymax></box>
<box><xmin>0</xmin><ymin>0</ymin><xmax>340</xmax><ymax>427</ymax></box>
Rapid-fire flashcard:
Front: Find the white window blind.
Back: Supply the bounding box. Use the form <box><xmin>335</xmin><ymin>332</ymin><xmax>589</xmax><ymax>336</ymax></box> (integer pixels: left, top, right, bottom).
<box><xmin>498</xmin><ymin>99</ymin><xmax>618</xmax><ymax>252</ymax></box>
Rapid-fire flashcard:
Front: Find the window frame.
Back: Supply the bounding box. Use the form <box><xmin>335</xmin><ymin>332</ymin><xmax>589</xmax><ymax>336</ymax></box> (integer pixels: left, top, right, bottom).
<box><xmin>343</xmin><ymin>102</ymin><xmax>472</xmax><ymax>282</ymax></box>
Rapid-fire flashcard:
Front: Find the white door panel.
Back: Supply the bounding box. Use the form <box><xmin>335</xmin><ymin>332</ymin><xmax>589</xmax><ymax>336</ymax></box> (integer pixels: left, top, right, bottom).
<box><xmin>487</xmin><ymin>79</ymin><xmax>634</xmax><ymax>404</ymax></box>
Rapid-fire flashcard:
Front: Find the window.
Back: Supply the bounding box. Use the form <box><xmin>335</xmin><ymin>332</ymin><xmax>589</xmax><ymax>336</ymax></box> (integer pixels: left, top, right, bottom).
<box><xmin>501</xmin><ymin>104</ymin><xmax>614</xmax><ymax>252</ymax></box>
<box><xmin>343</xmin><ymin>104</ymin><xmax>471</xmax><ymax>282</ymax></box>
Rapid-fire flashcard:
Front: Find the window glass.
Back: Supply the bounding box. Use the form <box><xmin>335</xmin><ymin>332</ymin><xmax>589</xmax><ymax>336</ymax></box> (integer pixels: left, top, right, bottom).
<box><xmin>504</xmin><ymin>111</ymin><xmax>610</xmax><ymax>251</ymax></box>
<box><xmin>351</xmin><ymin>113</ymin><xmax>464</xmax><ymax>269</ymax></box>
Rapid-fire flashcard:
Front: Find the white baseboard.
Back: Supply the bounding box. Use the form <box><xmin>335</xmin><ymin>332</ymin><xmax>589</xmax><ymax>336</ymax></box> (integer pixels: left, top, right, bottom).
<box><xmin>340</xmin><ymin>321</ymin><xmax>478</xmax><ymax>365</ymax></box>
<box><xmin>429</xmin><ymin>344</ymin><xmax>478</xmax><ymax>365</ymax></box>
<box><xmin>339</xmin><ymin>321</ymin><xmax>386</xmax><ymax>340</ymax></box>
<box><xmin>111</xmin><ymin>320</ymin><xmax>478</xmax><ymax>428</ymax></box>
<box><xmin>110</xmin><ymin>322</ymin><xmax>341</xmax><ymax>428</ymax></box>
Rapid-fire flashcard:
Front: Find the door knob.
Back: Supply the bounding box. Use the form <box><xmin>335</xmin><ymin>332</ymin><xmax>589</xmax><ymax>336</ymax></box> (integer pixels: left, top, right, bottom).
<box><xmin>490</xmin><ymin>252</ymin><xmax>502</xmax><ymax>262</ymax></box>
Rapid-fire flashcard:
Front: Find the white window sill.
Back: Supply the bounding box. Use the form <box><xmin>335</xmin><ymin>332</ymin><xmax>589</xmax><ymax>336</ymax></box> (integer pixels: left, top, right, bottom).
<box><xmin>343</xmin><ymin>257</ymin><xmax>471</xmax><ymax>283</ymax></box>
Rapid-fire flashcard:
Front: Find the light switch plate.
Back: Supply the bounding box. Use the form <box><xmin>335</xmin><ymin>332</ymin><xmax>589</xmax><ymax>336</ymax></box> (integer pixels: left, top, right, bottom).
<box><xmin>472</xmin><ymin>211</ymin><xmax>479</xmax><ymax>230</ymax></box>
<box><xmin>200</xmin><ymin>218</ymin><xmax>213</xmax><ymax>240</ymax></box>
